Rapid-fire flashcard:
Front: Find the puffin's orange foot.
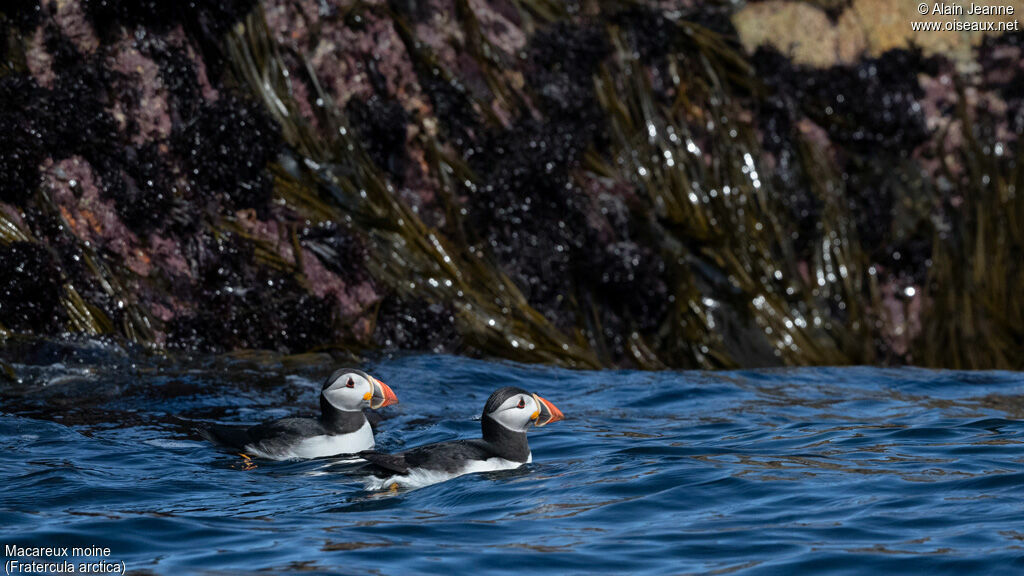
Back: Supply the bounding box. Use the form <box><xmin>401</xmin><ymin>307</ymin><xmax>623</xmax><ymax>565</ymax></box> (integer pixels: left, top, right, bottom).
<box><xmin>234</xmin><ymin>453</ymin><xmax>257</xmax><ymax>471</ymax></box>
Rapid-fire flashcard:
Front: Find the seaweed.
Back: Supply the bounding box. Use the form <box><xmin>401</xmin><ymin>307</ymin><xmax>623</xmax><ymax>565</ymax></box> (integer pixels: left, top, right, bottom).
<box><xmin>298</xmin><ymin>219</ymin><xmax>370</xmax><ymax>284</ymax></box>
<box><xmin>0</xmin><ymin>26</ymin><xmax>162</xmax><ymax>341</ymax></box>
<box><xmin>916</xmin><ymin>82</ymin><xmax>1024</xmax><ymax>369</ymax></box>
<box><xmin>465</xmin><ymin>112</ymin><xmax>592</xmax><ymax>328</ymax></box>
<box><xmin>585</xmin><ymin>15</ymin><xmax>859</xmax><ymax>367</ymax></box>
<box><xmin>226</xmin><ymin>7</ymin><xmax>600</xmax><ymax>366</ymax></box>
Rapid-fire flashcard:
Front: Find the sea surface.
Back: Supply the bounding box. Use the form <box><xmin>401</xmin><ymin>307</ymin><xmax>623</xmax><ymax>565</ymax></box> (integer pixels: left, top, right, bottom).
<box><xmin>2</xmin><ymin>348</ymin><xmax>1023</xmax><ymax>575</ymax></box>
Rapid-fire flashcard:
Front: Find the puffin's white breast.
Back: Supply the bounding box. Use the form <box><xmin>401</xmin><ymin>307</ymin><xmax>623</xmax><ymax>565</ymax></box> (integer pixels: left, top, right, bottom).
<box><xmin>246</xmin><ymin>420</ymin><xmax>374</xmax><ymax>460</ymax></box>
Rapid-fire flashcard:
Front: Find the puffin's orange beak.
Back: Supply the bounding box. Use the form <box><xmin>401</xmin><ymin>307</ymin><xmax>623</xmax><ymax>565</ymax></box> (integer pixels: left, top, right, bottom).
<box><xmin>369</xmin><ymin>378</ymin><xmax>399</xmax><ymax>409</ymax></box>
<box><xmin>532</xmin><ymin>394</ymin><xmax>564</xmax><ymax>427</ymax></box>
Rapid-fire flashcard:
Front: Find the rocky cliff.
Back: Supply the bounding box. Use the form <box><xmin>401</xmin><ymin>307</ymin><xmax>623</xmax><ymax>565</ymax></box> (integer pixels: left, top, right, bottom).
<box><xmin>1</xmin><ymin>0</ymin><xmax>1021</xmax><ymax>369</ymax></box>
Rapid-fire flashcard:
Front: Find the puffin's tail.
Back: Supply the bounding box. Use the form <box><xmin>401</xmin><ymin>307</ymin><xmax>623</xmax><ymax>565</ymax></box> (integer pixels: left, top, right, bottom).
<box><xmin>196</xmin><ymin>424</ymin><xmax>251</xmax><ymax>450</ymax></box>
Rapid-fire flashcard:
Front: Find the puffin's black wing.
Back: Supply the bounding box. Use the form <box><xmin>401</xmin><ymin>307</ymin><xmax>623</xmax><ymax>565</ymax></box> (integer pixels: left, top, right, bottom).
<box><xmin>361</xmin><ymin>440</ymin><xmax>496</xmax><ymax>476</ymax></box>
<box><xmin>197</xmin><ymin>424</ymin><xmax>253</xmax><ymax>450</ymax></box>
<box><xmin>246</xmin><ymin>417</ymin><xmax>324</xmax><ymax>441</ymax></box>
<box><xmin>200</xmin><ymin>417</ymin><xmax>325</xmax><ymax>451</ymax></box>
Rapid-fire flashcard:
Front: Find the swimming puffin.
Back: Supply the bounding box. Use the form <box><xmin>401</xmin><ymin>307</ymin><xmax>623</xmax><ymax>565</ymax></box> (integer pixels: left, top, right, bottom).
<box><xmin>360</xmin><ymin>386</ymin><xmax>563</xmax><ymax>490</ymax></box>
<box><xmin>200</xmin><ymin>368</ymin><xmax>398</xmax><ymax>460</ymax></box>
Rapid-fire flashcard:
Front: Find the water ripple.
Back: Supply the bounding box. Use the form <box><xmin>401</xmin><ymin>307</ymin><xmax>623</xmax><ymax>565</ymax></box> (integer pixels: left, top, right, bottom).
<box><xmin>1</xmin><ymin>355</ymin><xmax>1023</xmax><ymax>574</ymax></box>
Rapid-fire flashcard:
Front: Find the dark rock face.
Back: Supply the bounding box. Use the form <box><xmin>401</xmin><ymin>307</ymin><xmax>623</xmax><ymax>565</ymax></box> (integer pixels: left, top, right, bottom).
<box><xmin>462</xmin><ymin>22</ymin><xmax>617</xmax><ymax>334</ymax></box>
<box><xmin>373</xmin><ymin>296</ymin><xmax>459</xmax><ymax>353</ymax></box>
<box><xmin>175</xmin><ymin>94</ymin><xmax>280</xmax><ymax>214</ymax></box>
<box><xmin>112</xmin><ymin>141</ymin><xmax>175</xmax><ymax>234</ymax></box>
<box><xmin>758</xmin><ymin>48</ymin><xmax>935</xmax><ymax>154</ymax></box>
<box><xmin>81</xmin><ymin>0</ymin><xmax>259</xmax><ymax>59</ymax></box>
<box><xmin>753</xmin><ymin>47</ymin><xmax>940</xmax><ymax>282</ymax></box>
<box><xmin>346</xmin><ymin>93</ymin><xmax>410</xmax><ymax>183</ymax></box>
<box><xmin>0</xmin><ymin>242</ymin><xmax>65</xmax><ymax>332</ymax></box>
<box><xmin>169</xmin><ymin>259</ymin><xmax>337</xmax><ymax>353</ymax></box>
<box><xmin>0</xmin><ymin>75</ymin><xmax>46</xmax><ymax>204</ymax></box>
<box><xmin>0</xmin><ymin>0</ymin><xmax>1021</xmax><ymax>370</ymax></box>
<box><xmin>4</xmin><ymin>0</ymin><xmax>42</xmax><ymax>31</ymax></box>
<box><xmin>0</xmin><ymin>0</ymin><xmax>374</xmax><ymax>353</ymax></box>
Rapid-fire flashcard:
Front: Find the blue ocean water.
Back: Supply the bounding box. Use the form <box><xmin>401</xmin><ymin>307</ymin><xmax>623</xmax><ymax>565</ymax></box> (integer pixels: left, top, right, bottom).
<box><xmin>1</xmin><ymin>352</ymin><xmax>1023</xmax><ymax>575</ymax></box>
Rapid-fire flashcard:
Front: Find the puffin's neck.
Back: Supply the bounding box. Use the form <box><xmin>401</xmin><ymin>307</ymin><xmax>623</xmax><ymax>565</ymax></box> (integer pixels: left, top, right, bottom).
<box><xmin>481</xmin><ymin>415</ymin><xmax>531</xmax><ymax>462</ymax></box>
<box><xmin>319</xmin><ymin>396</ymin><xmax>367</xmax><ymax>434</ymax></box>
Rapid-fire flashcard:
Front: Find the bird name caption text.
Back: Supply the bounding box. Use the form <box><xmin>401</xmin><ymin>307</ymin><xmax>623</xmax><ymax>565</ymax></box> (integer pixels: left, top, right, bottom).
<box><xmin>4</xmin><ymin>545</ymin><xmax>126</xmax><ymax>574</ymax></box>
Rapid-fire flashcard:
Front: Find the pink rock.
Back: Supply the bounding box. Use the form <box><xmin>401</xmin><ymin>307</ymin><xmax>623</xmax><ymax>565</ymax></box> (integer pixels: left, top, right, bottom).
<box><xmin>42</xmin><ymin>157</ymin><xmax>152</xmax><ymax>277</ymax></box>
<box><xmin>300</xmin><ymin>246</ymin><xmax>380</xmax><ymax>319</ymax></box>
<box><xmin>165</xmin><ymin>26</ymin><xmax>219</xmax><ymax>102</ymax></box>
<box><xmin>233</xmin><ymin>208</ymin><xmax>295</xmax><ymax>263</ymax></box>
<box><xmin>311</xmin><ymin>11</ymin><xmax>420</xmax><ymax>108</ymax></box>
<box><xmin>107</xmin><ymin>35</ymin><xmax>173</xmax><ymax>143</ymax></box>
<box><xmin>147</xmin><ymin>233</ymin><xmax>192</xmax><ymax>279</ymax></box>
<box><xmin>877</xmin><ymin>280</ymin><xmax>923</xmax><ymax>358</ymax></box>
<box><xmin>467</xmin><ymin>0</ymin><xmax>527</xmax><ymax>55</ymax></box>
<box><xmin>25</xmin><ymin>26</ymin><xmax>56</xmax><ymax>88</ymax></box>
<box><xmin>54</xmin><ymin>0</ymin><xmax>100</xmax><ymax>55</ymax></box>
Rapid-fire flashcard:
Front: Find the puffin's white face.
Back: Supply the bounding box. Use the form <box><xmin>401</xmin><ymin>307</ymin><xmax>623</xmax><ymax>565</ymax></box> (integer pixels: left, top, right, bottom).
<box><xmin>488</xmin><ymin>393</ymin><xmax>544</xmax><ymax>432</ymax></box>
<box><xmin>323</xmin><ymin>372</ymin><xmax>373</xmax><ymax>411</ymax></box>
<box><xmin>323</xmin><ymin>371</ymin><xmax>398</xmax><ymax>411</ymax></box>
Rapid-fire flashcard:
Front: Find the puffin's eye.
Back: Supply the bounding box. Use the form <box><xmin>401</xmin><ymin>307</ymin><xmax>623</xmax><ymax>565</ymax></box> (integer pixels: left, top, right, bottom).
<box><xmin>517</xmin><ymin>399</ymin><xmax>525</xmax><ymax>409</ymax></box>
<box><xmin>346</xmin><ymin>378</ymin><xmax>355</xmax><ymax>388</ymax></box>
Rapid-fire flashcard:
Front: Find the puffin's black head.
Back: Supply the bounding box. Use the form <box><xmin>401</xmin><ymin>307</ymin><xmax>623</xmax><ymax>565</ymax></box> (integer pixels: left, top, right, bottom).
<box><xmin>483</xmin><ymin>386</ymin><xmax>564</xmax><ymax>432</ymax></box>
<box><xmin>321</xmin><ymin>368</ymin><xmax>398</xmax><ymax>412</ymax></box>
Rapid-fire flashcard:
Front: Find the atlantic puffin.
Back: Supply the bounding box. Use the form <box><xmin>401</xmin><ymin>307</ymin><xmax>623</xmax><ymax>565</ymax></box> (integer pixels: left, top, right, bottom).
<box><xmin>200</xmin><ymin>368</ymin><xmax>398</xmax><ymax>460</ymax></box>
<box><xmin>360</xmin><ymin>386</ymin><xmax>563</xmax><ymax>490</ymax></box>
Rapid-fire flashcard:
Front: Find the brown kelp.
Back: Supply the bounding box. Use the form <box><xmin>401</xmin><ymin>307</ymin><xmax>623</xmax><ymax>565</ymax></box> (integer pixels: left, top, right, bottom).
<box><xmin>917</xmin><ymin>81</ymin><xmax>1024</xmax><ymax>369</ymax></box>
<box><xmin>226</xmin><ymin>6</ymin><xmax>600</xmax><ymax>367</ymax></box>
<box><xmin>586</xmin><ymin>19</ymin><xmax>856</xmax><ymax>368</ymax></box>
